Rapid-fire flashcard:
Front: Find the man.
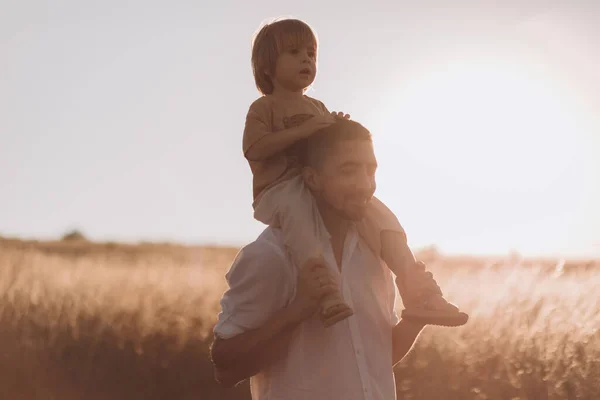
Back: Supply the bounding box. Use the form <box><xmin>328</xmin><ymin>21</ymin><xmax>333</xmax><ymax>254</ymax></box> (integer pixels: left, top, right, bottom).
<box><xmin>210</xmin><ymin>119</ymin><xmax>442</xmax><ymax>399</ymax></box>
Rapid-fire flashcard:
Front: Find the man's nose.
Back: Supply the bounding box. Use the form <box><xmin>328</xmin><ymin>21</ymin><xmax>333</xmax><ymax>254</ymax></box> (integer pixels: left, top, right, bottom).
<box><xmin>355</xmin><ymin>170</ymin><xmax>375</xmax><ymax>193</ymax></box>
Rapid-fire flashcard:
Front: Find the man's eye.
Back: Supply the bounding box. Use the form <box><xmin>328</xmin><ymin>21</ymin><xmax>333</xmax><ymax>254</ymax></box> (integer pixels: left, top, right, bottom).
<box><xmin>289</xmin><ymin>48</ymin><xmax>299</xmax><ymax>54</ymax></box>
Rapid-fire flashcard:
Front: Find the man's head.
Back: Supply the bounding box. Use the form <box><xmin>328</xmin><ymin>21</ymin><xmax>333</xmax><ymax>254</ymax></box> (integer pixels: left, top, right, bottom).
<box><xmin>297</xmin><ymin>119</ymin><xmax>377</xmax><ymax>221</ymax></box>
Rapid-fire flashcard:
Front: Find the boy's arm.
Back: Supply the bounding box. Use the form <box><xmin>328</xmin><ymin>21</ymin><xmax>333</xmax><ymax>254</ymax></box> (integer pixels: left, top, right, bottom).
<box><xmin>243</xmin><ymin>99</ymin><xmax>334</xmax><ymax>162</ymax></box>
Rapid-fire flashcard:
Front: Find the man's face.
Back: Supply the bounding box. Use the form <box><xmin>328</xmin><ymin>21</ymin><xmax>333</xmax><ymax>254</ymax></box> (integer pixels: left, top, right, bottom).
<box><xmin>305</xmin><ymin>139</ymin><xmax>377</xmax><ymax>221</ymax></box>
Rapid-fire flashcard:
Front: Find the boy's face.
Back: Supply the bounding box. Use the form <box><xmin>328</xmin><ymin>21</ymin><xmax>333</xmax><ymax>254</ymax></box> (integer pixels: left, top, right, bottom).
<box><xmin>271</xmin><ymin>42</ymin><xmax>317</xmax><ymax>93</ymax></box>
<box><xmin>304</xmin><ymin>139</ymin><xmax>377</xmax><ymax>221</ymax></box>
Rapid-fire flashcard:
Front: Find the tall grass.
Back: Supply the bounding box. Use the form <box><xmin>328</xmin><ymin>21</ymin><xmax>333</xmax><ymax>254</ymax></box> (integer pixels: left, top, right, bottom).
<box><xmin>0</xmin><ymin>238</ymin><xmax>599</xmax><ymax>399</ymax></box>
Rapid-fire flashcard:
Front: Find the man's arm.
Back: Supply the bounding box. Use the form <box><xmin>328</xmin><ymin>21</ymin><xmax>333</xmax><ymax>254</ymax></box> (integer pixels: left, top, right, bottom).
<box><xmin>210</xmin><ymin>258</ymin><xmax>338</xmax><ymax>387</ymax></box>
<box><xmin>392</xmin><ymin>319</ymin><xmax>426</xmax><ymax>367</ymax></box>
<box><xmin>210</xmin><ymin>305</ymin><xmax>301</xmax><ymax>387</ymax></box>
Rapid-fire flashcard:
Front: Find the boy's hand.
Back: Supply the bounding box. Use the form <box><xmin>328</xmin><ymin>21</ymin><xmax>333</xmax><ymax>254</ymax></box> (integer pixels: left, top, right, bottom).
<box><xmin>302</xmin><ymin>114</ymin><xmax>335</xmax><ymax>136</ymax></box>
<box><xmin>331</xmin><ymin>111</ymin><xmax>351</xmax><ymax>120</ymax></box>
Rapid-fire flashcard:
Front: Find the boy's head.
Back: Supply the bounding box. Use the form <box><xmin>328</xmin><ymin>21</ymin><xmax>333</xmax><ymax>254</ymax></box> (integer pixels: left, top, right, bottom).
<box><xmin>298</xmin><ymin>119</ymin><xmax>377</xmax><ymax>221</ymax></box>
<box><xmin>251</xmin><ymin>18</ymin><xmax>319</xmax><ymax>95</ymax></box>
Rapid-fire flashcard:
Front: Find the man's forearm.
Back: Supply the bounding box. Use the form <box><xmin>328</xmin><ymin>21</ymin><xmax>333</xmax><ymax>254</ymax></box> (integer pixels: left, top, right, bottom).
<box><xmin>211</xmin><ymin>306</ymin><xmax>302</xmax><ymax>387</ymax></box>
<box><xmin>214</xmin><ymin>328</ymin><xmax>296</xmax><ymax>387</ymax></box>
<box><xmin>392</xmin><ymin>319</ymin><xmax>425</xmax><ymax>367</ymax></box>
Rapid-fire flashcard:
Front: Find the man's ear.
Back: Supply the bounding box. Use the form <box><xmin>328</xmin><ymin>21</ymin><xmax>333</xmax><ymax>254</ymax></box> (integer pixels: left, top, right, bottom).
<box><xmin>302</xmin><ymin>166</ymin><xmax>321</xmax><ymax>192</ymax></box>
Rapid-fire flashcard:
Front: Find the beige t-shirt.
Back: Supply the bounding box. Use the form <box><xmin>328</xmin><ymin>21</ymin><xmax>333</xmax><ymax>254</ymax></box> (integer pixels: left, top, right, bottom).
<box><xmin>242</xmin><ymin>95</ymin><xmax>329</xmax><ymax>202</ymax></box>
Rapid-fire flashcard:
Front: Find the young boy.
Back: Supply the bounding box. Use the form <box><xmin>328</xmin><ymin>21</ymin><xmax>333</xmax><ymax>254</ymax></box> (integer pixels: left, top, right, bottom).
<box><xmin>243</xmin><ymin>17</ymin><xmax>468</xmax><ymax>327</ymax></box>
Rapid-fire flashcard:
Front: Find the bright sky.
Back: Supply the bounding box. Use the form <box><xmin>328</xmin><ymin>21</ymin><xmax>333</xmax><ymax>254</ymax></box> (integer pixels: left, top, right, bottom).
<box><xmin>1</xmin><ymin>1</ymin><xmax>599</xmax><ymax>258</ymax></box>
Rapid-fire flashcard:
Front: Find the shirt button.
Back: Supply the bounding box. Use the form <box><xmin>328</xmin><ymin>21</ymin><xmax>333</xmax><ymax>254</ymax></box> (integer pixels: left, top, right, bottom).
<box><xmin>356</xmin><ymin>349</ymin><xmax>361</xmax><ymax>355</ymax></box>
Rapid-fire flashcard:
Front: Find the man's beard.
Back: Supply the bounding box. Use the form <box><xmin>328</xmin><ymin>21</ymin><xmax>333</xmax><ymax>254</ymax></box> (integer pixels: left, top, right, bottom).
<box><xmin>324</xmin><ymin>196</ymin><xmax>369</xmax><ymax>222</ymax></box>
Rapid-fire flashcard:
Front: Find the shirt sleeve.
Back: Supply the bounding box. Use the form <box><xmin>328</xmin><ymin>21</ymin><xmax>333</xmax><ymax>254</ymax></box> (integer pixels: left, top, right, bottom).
<box><xmin>305</xmin><ymin>96</ymin><xmax>329</xmax><ymax>115</ymax></box>
<box><xmin>213</xmin><ymin>239</ymin><xmax>294</xmax><ymax>339</ymax></box>
<box><xmin>316</xmin><ymin>98</ymin><xmax>330</xmax><ymax>114</ymax></box>
<box><xmin>242</xmin><ymin>97</ymin><xmax>273</xmax><ymax>159</ymax></box>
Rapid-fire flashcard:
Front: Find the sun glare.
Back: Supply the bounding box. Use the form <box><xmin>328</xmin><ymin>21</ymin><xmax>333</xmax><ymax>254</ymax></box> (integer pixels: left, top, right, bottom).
<box><xmin>394</xmin><ymin>59</ymin><xmax>584</xmax><ymax>191</ymax></box>
<box><xmin>376</xmin><ymin>56</ymin><xmax>593</xmax><ymax>256</ymax></box>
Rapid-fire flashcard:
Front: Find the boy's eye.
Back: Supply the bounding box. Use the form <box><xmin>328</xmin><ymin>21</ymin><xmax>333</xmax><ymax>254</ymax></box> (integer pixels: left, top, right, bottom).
<box><xmin>289</xmin><ymin>48</ymin><xmax>299</xmax><ymax>55</ymax></box>
<box><xmin>308</xmin><ymin>51</ymin><xmax>316</xmax><ymax>58</ymax></box>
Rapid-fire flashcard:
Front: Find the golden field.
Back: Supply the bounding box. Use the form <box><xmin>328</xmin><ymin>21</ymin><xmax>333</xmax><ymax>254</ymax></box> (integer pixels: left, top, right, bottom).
<box><xmin>1</xmin><ymin>236</ymin><xmax>599</xmax><ymax>400</ymax></box>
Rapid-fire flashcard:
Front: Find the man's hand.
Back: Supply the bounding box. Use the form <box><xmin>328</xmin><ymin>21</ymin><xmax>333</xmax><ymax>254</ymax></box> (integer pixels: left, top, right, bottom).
<box><xmin>210</xmin><ymin>259</ymin><xmax>336</xmax><ymax>387</ymax></box>
<box><xmin>288</xmin><ymin>258</ymin><xmax>338</xmax><ymax>323</ymax></box>
<box><xmin>330</xmin><ymin>111</ymin><xmax>351</xmax><ymax>120</ymax></box>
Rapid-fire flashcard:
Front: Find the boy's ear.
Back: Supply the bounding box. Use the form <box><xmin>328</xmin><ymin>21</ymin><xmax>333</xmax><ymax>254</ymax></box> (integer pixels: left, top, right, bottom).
<box><xmin>302</xmin><ymin>166</ymin><xmax>320</xmax><ymax>192</ymax></box>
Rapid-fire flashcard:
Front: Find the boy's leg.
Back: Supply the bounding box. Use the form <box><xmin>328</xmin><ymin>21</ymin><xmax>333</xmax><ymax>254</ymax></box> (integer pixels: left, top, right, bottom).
<box><xmin>381</xmin><ymin>230</ymin><xmax>468</xmax><ymax>326</ymax></box>
<box><xmin>255</xmin><ymin>177</ymin><xmax>353</xmax><ymax>327</ymax></box>
<box><xmin>319</xmin><ymin>277</ymin><xmax>354</xmax><ymax>326</ymax></box>
<box><xmin>360</xmin><ymin>197</ymin><xmax>468</xmax><ymax>327</ymax></box>
<box><xmin>289</xmin><ymin>180</ymin><xmax>353</xmax><ymax>326</ymax></box>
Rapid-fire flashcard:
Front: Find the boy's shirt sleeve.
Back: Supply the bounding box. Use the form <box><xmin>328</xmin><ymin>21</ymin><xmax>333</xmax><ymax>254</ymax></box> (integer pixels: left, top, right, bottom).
<box><xmin>305</xmin><ymin>96</ymin><xmax>330</xmax><ymax>115</ymax></box>
<box><xmin>316</xmin><ymin>99</ymin><xmax>330</xmax><ymax>114</ymax></box>
<box><xmin>242</xmin><ymin>97</ymin><xmax>273</xmax><ymax>159</ymax></box>
<box><xmin>213</xmin><ymin>239</ymin><xmax>294</xmax><ymax>339</ymax></box>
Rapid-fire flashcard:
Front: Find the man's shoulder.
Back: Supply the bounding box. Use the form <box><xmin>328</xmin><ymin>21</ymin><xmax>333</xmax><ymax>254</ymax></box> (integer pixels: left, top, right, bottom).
<box><xmin>227</xmin><ymin>228</ymin><xmax>291</xmax><ymax>278</ymax></box>
<box><xmin>240</xmin><ymin>227</ymin><xmax>286</xmax><ymax>260</ymax></box>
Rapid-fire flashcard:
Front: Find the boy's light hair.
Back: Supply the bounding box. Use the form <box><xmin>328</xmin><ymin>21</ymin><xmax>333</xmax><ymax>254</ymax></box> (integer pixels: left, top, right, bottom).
<box><xmin>251</xmin><ymin>18</ymin><xmax>319</xmax><ymax>95</ymax></box>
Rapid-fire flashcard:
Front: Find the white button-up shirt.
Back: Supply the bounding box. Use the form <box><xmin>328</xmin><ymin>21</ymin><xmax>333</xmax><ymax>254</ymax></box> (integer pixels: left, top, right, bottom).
<box><xmin>214</xmin><ymin>226</ymin><xmax>400</xmax><ymax>400</ymax></box>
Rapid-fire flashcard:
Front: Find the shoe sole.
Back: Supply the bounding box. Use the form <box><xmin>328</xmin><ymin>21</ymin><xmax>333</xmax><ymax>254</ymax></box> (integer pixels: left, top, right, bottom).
<box><xmin>401</xmin><ymin>309</ymin><xmax>469</xmax><ymax>327</ymax></box>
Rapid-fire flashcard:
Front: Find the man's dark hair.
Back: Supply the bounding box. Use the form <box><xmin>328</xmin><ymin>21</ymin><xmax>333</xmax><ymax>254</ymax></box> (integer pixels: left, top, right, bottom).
<box><xmin>294</xmin><ymin>118</ymin><xmax>373</xmax><ymax>168</ymax></box>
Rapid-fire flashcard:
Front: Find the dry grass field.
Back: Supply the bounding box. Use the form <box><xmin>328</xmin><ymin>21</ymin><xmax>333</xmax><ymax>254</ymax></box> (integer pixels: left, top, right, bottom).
<box><xmin>1</xmin><ymin>236</ymin><xmax>599</xmax><ymax>400</ymax></box>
